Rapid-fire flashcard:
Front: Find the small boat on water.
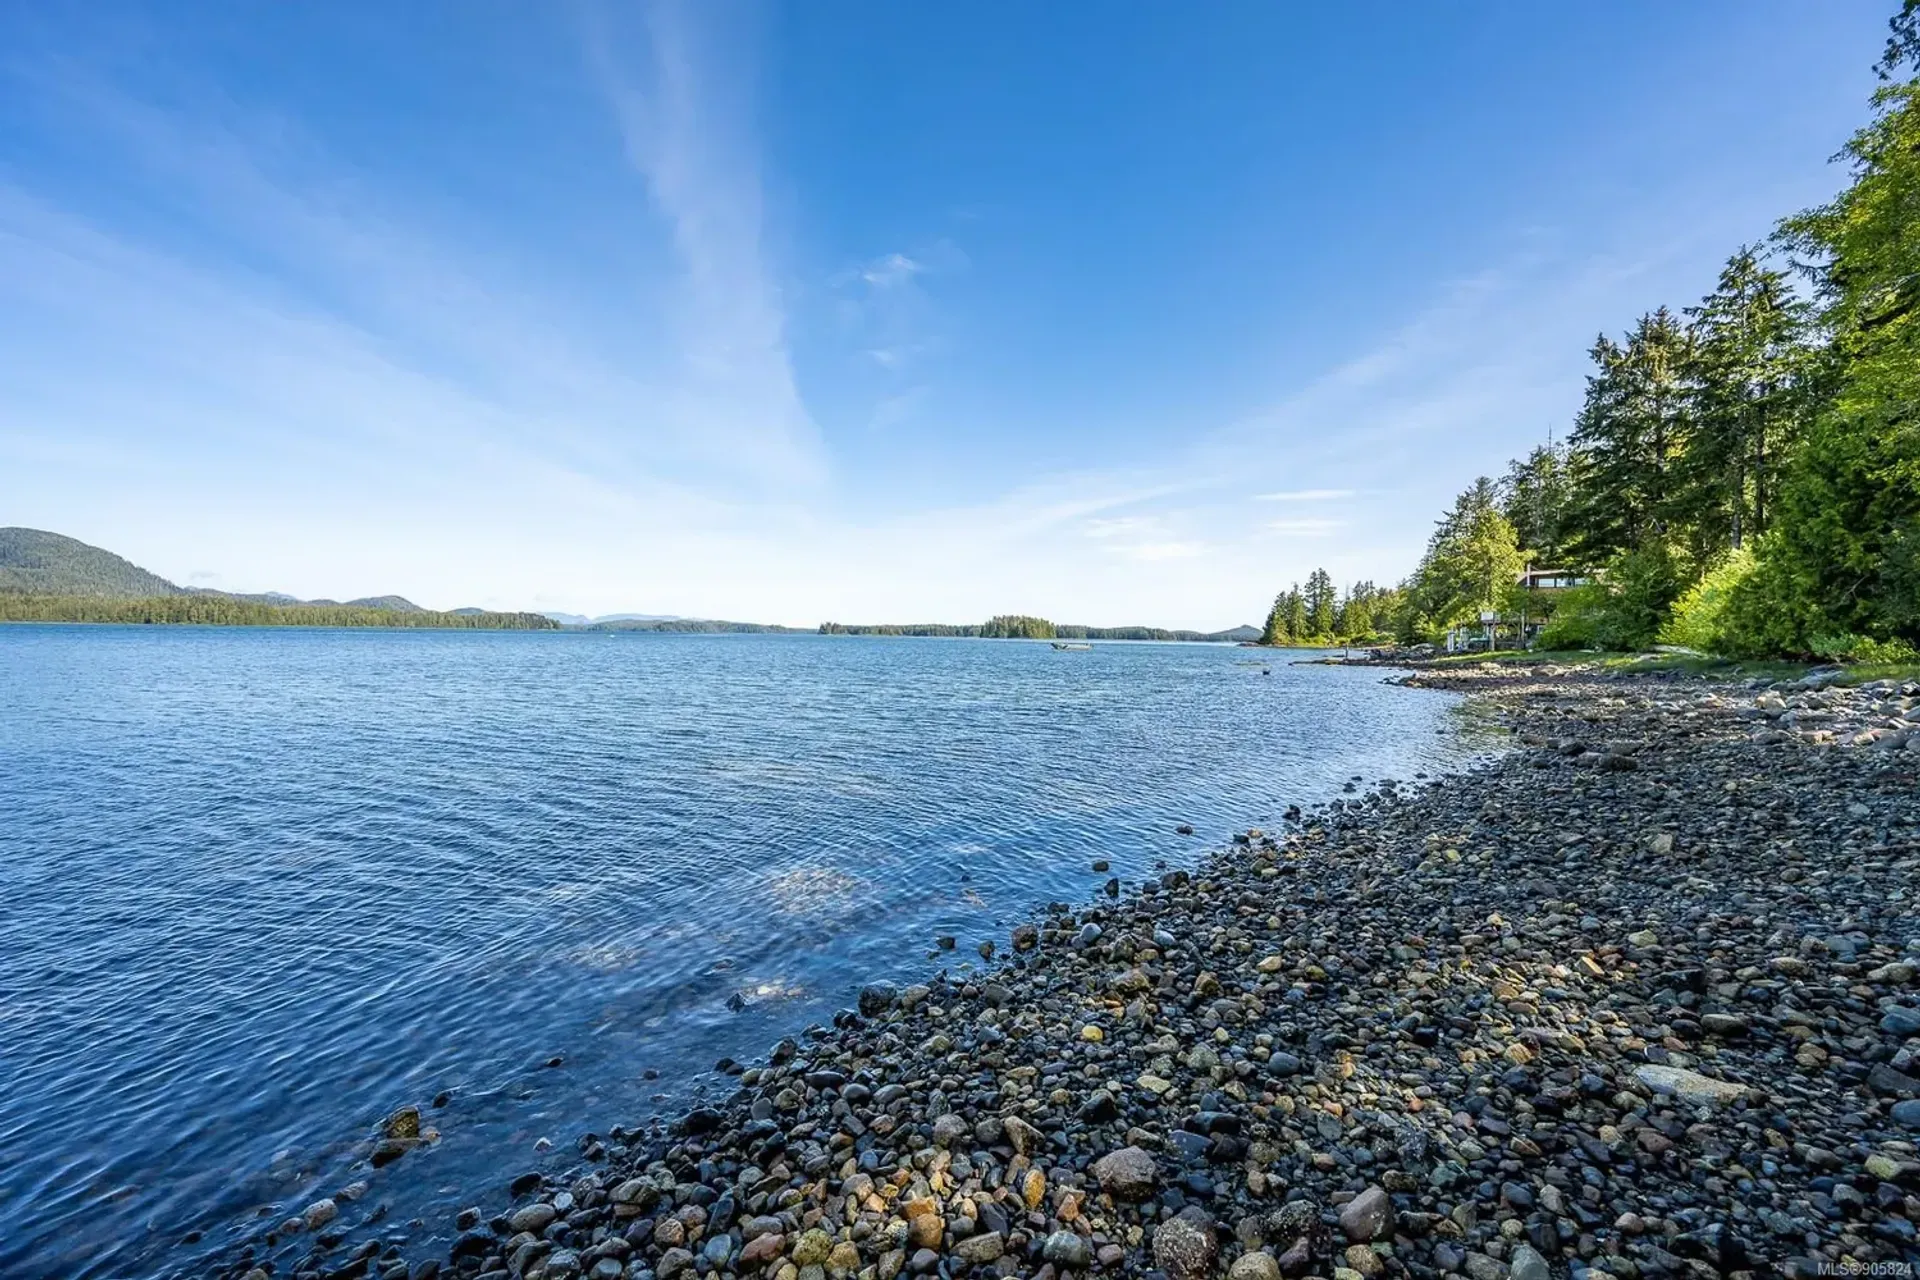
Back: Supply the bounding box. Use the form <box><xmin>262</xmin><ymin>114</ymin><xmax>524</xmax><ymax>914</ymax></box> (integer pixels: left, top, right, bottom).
<box><xmin>1050</xmin><ymin>641</ymin><xmax>1092</xmax><ymax>650</ymax></box>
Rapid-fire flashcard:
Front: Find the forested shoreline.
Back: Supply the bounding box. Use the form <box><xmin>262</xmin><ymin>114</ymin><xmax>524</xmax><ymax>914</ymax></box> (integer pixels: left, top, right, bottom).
<box><xmin>583</xmin><ymin>618</ymin><xmax>801</xmax><ymax>634</ymax></box>
<box><xmin>0</xmin><ymin>594</ymin><xmax>559</xmax><ymax>630</ymax></box>
<box><xmin>1264</xmin><ymin>10</ymin><xmax>1920</xmax><ymax>662</ymax></box>
<box><xmin>1</xmin><ymin>597</ymin><xmax>1254</xmax><ymax>639</ymax></box>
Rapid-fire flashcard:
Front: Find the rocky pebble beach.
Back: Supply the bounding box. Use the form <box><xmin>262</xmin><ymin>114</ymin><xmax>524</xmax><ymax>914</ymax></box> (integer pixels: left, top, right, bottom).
<box><xmin>215</xmin><ymin>665</ymin><xmax>1919</xmax><ymax>1280</ymax></box>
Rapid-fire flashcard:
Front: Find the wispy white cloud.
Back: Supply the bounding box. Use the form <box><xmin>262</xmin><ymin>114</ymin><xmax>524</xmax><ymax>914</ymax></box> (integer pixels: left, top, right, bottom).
<box><xmin>5</xmin><ymin>37</ymin><xmax>824</xmax><ymax>495</ymax></box>
<box><xmin>0</xmin><ymin>2</ymin><xmax>1834</xmax><ymax>631</ymax></box>
<box><xmin>1082</xmin><ymin>516</ymin><xmax>1161</xmax><ymax>539</ymax></box>
<box><xmin>1116</xmin><ymin>540</ymin><xmax>1206</xmax><ymax>563</ymax></box>
<box><xmin>582</xmin><ymin>0</ymin><xmax>824</xmax><ymax>487</ymax></box>
<box><xmin>833</xmin><ymin>238</ymin><xmax>967</xmax><ymax>402</ymax></box>
<box><xmin>860</xmin><ymin>252</ymin><xmax>923</xmax><ymax>289</ymax></box>
<box><xmin>1073</xmin><ymin>513</ymin><xmax>1207</xmax><ymax>567</ymax></box>
<box><xmin>1254</xmin><ymin>488</ymin><xmax>1354</xmax><ymax>503</ymax></box>
<box><xmin>0</xmin><ymin>6</ymin><xmax>837</xmax><ymax>608</ymax></box>
<box><xmin>1265</xmin><ymin>517</ymin><xmax>1345</xmax><ymax>537</ymax></box>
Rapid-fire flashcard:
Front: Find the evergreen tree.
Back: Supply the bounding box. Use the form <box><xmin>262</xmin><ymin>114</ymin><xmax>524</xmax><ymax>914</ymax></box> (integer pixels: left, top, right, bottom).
<box><xmin>1283</xmin><ymin>585</ymin><xmax>1308</xmax><ymax>639</ymax></box>
<box><xmin>1303</xmin><ymin>568</ymin><xmax>1336</xmax><ymax>637</ymax></box>
<box><xmin>1566</xmin><ymin>310</ymin><xmax>1691</xmax><ymax>564</ymax></box>
<box><xmin>1499</xmin><ymin>442</ymin><xmax>1574</xmax><ymax>564</ymax></box>
<box><xmin>1735</xmin><ymin>64</ymin><xmax>1920</xmax><ymax>647</ymax></box>
<box><xmin>1407</xmin><ymin>480</ymin><xmax>1525</xmax><ymax>635</ymax></box>
<box><xmin>1340</xmin><ymin>583</ymin><xmax>1373</xmax><ymax>640</ymax></box>
<box><xmin>980</xmin><ymin>614</ymin><xmax>1057</xmax><ymax>639</ymax></box>
<box><xmin>1877</xmin><ymin>0</ymin><xmax>1920</xmax><ymax>79</ymax></box>
<box><xmin>1677</xmin><ymin>247</ymin><xmax>1814</xmax><ymax>553</ymax></box>
<box><xmin>1260</xmin><ymin>593</ymin><xmax>1289</xmax><ymax>645</ymax></box>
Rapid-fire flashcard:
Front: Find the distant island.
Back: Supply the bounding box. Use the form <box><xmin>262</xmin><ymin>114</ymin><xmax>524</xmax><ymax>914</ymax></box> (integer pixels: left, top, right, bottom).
<box><xmin>0</xmin><ymin>528</ymin><xmax>1258</xmax><ymax>639</ymax></box>
<box><xmin>820</xmin><ymin>615</ymin><xmax>1261</xmax><ymax>642</ymax></box>
<box><xmin>582</xmin><ymin>618</ymin><xmax>803</xmax><ymax>634</ymax></box>
<box><xmin>0</xmin><ymin>528</ymin><xmax>556</xmax><ymax>630</ymax></box>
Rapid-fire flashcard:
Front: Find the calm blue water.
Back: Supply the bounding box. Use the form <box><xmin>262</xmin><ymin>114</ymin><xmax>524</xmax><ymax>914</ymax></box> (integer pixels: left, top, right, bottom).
<box><xmin>0</xmin><ymin>627</ymin><xmax>1484</xmax><ymax>1279</ymax></box>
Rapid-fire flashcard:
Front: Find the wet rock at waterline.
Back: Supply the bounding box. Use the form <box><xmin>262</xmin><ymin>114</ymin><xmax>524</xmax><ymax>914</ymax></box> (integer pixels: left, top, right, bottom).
<box><xmin>199</xmin><ymin>666</ymin><xmax>1920</xmax><ymax>1280</ymax></box>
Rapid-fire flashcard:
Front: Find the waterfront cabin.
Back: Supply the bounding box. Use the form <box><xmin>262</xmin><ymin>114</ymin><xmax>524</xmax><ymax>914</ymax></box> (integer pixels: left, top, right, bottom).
<box><xmin>1442</xmin><ymin>566</ymin><xmax>1602</xmax><ymax>652</ymax></box>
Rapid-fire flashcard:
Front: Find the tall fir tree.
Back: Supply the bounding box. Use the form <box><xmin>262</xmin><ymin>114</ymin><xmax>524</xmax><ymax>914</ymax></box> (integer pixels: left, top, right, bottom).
<box><xmin>1566</xmin><ymin>309</ymin><xmax>1691</xmax><ymax>564</ymax></box>
<box><xmin>1284</xmin><ymin>585</ymin><xmax>1308</xmax><ymax>639</ymax></box>
<box><xmin>1500</xmin><ymin>442</ymin><xmax>1574</xmax><ymax>565</ymax></box>
<box><xmin>1260</xmin><ymin>592</ymin><xmax>1289</xmax><ymax>645</ymax></box>
<box><xmin>1409</xmin><ymin>479</ymin><xmax>1525</xmax><ymax>633</ymax></box>
<box><xmin>1303</xmin><ymin>568</ymin><xmax>1337</xmax><ymax>637</ymax></box>
<box><xmin>1677</xmin><ymin>247</ymin><xmax>1814</xmax><ymax>554</ymax></box>
<box><xmin>1339</xmin><ymin>583</ymin><xmax>1374</xmax><ymax>639</ymax></box>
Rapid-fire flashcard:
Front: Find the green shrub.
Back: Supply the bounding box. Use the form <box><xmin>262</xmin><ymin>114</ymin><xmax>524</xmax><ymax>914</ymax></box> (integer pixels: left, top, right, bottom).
<box><xmin>1808</xmin><ymin>632</ymin><xmax>1920</xmax><ymax>664</ymax></box>
<box><xmin>1536</xmin><ymin>544</ymin><xmax>1691</xmax><ymax>651</ymax></box>
<box><xmin>1660</xmin><ymin>548</ymin><xmax>1754</xmax><ymax>654</ymax></box>
<box><xmin>1601</xmin><ymin>543</ymin><xmax>1691</xmax><ymax>649</ymax></box>
<box><xmin>1716</xmin><ymin>530</ymin><xmax>1841</xmax><ymax>657</ymax></box>
<box><xmin>1535</xmin><ymin>584</ymin><xmax>1607</xmax><ymax>649</ymax></box>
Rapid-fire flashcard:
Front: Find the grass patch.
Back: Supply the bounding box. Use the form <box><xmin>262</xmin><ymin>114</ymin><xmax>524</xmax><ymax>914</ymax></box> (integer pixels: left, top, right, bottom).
<box><xmin>1834</xmin><ymin>660</ymin><xmax>1920</xmax><ymax>685</ymax></box>
<box><xmin>1424</xmin><ymin>648</ymin><xmax>1596</xmax><ymax>668</ymax></box>
<box><xmin>1421</xmin><ymin>647</ymin><xmax>1920</xmax><ymax>685</ymax></box>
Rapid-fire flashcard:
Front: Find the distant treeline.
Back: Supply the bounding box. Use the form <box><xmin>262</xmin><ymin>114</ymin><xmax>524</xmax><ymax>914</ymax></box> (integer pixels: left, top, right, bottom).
<box><xmin>820</xmin><ymin>615</ymin><xmax>1252</xmax><ymax>642</ymax></box>
<box><xmin>818</xmin><ymin>616</ymin><xmax>1058</xmax><ymax>638</ymax></box>
<box><xmin>581</xmin><ymin>618</ymin><xmax>802</xmax><ymax>633</ymax></box>
<box><xmin>819</xmin><ymin>622</ymin><xmax>979</xmax><ymax>637</ymax></box>
<box><xmin>1261</xmin><ymin>574</ymin><xmax>1398</xmax><ymax>647</ymax></box>
<box><xmin>0</xmin><ymin>594</ymin><xmax>558</xmax><ymax>629</ymax></box>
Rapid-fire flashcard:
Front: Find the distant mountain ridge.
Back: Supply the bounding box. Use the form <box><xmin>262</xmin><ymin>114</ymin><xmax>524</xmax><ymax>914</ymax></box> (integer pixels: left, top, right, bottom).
<box><xmin>584</xmin><ymin>618</ymin><xmax>800</xmax><ymax>633</ymax></box>
<box><xmin>2</xmin><ymin>528</ymin><xmax>1255</xmax><ymax>639</ymax></box>
<box><xmin>309</xmin><ymin>594</ymin><xmax>426</xmax><ymax>612</ymax></box>
<box><xmin>541</xmin><ymin>611</ymin><xmax>684</xmax><ymax>626</ymax></box>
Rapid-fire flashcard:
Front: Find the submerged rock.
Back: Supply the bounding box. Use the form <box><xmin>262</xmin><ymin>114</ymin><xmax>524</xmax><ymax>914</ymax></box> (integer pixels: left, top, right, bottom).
<box><xmin>216</xmin><ymin>664</ymin><xmax>1920</xmax><ymax>1280</ymax></box>
<box><xmin>383</xmin><ymin>1104</ymin><xmax>420</xmax><ymax>1140</ymax></box>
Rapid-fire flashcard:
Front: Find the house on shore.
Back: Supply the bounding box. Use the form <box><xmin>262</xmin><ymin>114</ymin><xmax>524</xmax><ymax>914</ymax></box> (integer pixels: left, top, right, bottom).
<box><xmin>1443</xmin><ymin>566</ymin><xmax>1599</xmax><ymax>652</ymax></box>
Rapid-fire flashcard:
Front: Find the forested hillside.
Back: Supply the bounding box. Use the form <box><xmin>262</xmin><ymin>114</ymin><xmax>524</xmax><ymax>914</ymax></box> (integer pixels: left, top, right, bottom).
<box><xmin>0</xmin><ymin>594</ymin><xmax>557</xmax><ymax>629</ymax></box>
<box><xmin>0</xmin><ymin>528</ymin><xmax>551</xmax><ymax>629</ymax></box>
<box><xmin>0</xmin><ymin>528</ymin><xmax>181</xmax><ymax>597</ymax></box>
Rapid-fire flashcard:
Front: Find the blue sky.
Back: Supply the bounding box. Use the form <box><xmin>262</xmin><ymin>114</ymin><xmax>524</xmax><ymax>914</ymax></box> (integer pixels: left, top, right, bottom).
<box><xmin>0</xmin><ymin>1</ymin><xmax>1892</xmax><ymax>626</ymax></box>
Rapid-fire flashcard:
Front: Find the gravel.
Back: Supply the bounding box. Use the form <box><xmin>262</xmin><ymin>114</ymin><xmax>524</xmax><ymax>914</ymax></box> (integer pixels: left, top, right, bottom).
<box><xmin>206</xmin><ymin>665</ymin><xmax>1920</xmax><ymax>1280</ymax></box>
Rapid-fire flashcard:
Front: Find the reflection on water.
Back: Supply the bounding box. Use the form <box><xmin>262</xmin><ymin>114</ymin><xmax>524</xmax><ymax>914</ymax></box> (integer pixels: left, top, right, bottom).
<box><xmin>765</xmin><ymin>865</ymin><xmax>867</xmax><ymax>915</ymax></box>
<box><xmin>0</xmin><ymin>629</ymin><xmax>1488</xmax><ymax>1280</ymax></box>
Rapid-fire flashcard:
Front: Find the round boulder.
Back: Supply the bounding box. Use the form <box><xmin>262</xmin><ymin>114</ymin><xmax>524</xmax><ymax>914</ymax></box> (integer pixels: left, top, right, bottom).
<box><xmin>1091</xmin><ymin>1145</ymin><xmax>1159</xmax><ymax>1201</ymax></box>
<box><xmin>1152</xmin><ymin>1209</ymin><xmax>1218</xmax><ymax>1280</ymax></box>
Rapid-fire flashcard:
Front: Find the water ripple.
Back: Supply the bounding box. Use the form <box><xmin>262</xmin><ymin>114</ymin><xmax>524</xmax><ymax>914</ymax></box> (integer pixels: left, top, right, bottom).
<box><xmin>0</xmin><ymin>628</ymin><xmax>1486</xmax><ymax>1279</ymax></box>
